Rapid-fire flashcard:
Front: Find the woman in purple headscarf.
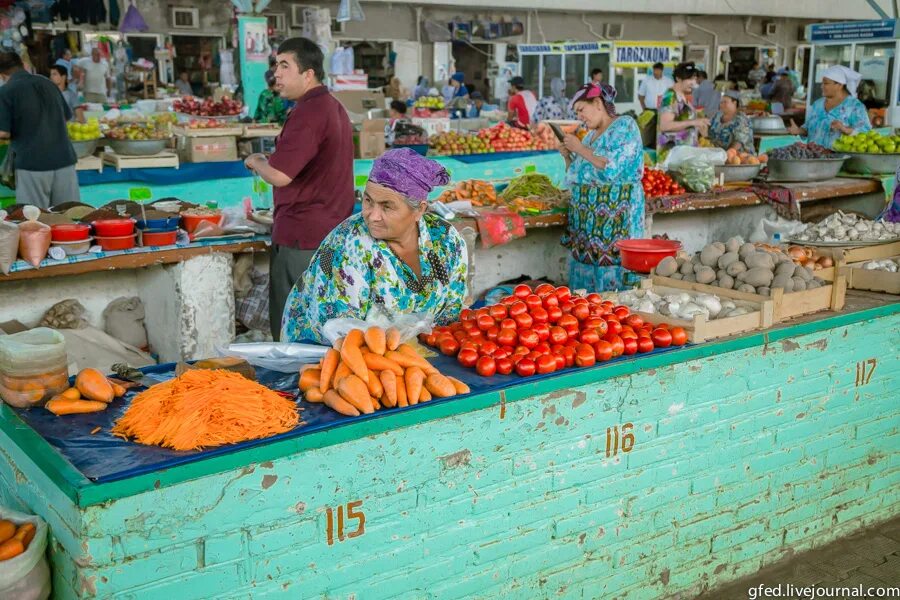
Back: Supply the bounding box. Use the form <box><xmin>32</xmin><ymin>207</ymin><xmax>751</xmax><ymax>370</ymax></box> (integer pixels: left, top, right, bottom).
<box><xmin>560</xmin><ymin>82</ymin><xmax>646</xmax><ymax>292</ymax></box>
<box><xmin>281</xmin><ymin>148</ymin><xmax>469</xmax><ymax>343</ymax></box>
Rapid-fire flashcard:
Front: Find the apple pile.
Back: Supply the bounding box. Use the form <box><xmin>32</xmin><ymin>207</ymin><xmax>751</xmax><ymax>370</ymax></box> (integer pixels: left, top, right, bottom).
<box><xmin>420</xmin><ymin>283</ymin><xmax>687</xmax><ymax>378</ymax></box>
<box><xmin>430</xmin><ymin>131</ymin><xmax>493</xmax><ymax>156</ymax></box>
<box><xmin>173</xmin><ymin>96</ymin><xmax>243</xmax><ymax>117</ymax></box>
<box><xmin>187</xmin><ymin>119</ymin><xmax>229</xmax><ymax>129</ymax></box>
<box><xmin>477</xmin><ymin>122</ymin><xmax>555</xmax><ymax>152</ymax></box>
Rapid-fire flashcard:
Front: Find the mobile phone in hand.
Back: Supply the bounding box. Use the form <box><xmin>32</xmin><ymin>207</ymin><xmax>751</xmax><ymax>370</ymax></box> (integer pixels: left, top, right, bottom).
<box><xmin>547</xmin><ymin>122</ymin><xmax>566</xmax><ymax>142</ymax></box>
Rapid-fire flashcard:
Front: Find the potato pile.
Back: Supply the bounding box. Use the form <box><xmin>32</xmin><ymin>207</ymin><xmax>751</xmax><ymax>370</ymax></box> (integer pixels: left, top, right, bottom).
<box><xmin>656</xmin><ymin>237</ymin><xmax>827</xmax><ymax>297</ymax></box>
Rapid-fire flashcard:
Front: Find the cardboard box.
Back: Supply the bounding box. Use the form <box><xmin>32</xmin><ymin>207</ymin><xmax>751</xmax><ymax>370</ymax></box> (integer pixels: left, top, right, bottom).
<box><xmin>334</xmin><ymin>89</ymin><xmax>386</xmax><ymax>124</ymax></box>
<box><xmin>178</xmin><ymin>136</ymin><xmax>238</xmax><ymax>163</ymax></box>
<box><xmin>332</xmin><ymin>74</ymin><xmax>370</xmax><ymax>91</ymax></box>
<box><xmin>356</xmin><ymin>118</ymin><xmax>386</xmax><ymax>159</ymax></box>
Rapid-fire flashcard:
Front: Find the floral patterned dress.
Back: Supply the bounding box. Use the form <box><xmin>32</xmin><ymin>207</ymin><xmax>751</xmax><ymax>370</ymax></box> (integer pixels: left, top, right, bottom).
<box><xmin>281</xmin><ymin>213</ymin><xmax>469</xmax><ymax>344</ymax></box>
<box><xmin>562</xmin><ymin>116</ymin><xmax>645</xmax><ymax>292</ymax></box>
<box><xmin>532</xmin><ymin>96</ymin><xmax>574</xmax><ymax>123</ymax></box>
<box><xmin>656</xmin><ymin>89</ymin><xmax>699</xmax><ymax>163</ymax></box>
<box><xmin>709</xmin><ymin>112</ymin><xmax>756</xmax><ymax>153</ymax></box>
<box><xmin>804</xmin><ymin>96</ymin><xmax>871</xmax><ymax>149</ymax></box>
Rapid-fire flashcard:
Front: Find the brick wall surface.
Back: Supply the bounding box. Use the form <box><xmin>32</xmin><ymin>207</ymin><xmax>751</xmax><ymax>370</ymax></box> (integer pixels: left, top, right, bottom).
<box><xmin>1</xmin><ymin>314</ymin><xmax>898</xmax><ymax>599</ymax></box>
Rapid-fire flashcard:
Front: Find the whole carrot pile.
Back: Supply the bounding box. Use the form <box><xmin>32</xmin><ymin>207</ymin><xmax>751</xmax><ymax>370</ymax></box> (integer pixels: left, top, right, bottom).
<box><xmin>112</xmin><ymin>370</ymin><xmax>299</xmax><ymax>451</ymax></box>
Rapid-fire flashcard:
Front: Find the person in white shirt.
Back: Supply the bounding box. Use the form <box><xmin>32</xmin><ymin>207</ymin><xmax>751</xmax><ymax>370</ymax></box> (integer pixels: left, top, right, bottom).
<box><xmin>79</xmin><ymin>48</ymin><xmax>110</xmax><ymax>104</ymax></box>
<box><xmin>638</xmin><ymin>62</ymin><xmax>673</xmax><ymax>111</ymax></box>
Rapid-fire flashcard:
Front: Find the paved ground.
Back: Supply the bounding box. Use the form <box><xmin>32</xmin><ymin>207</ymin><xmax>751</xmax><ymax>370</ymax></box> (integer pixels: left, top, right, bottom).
<box><xmin>703</xmin><ymin>516</ymin><xmax>900</xmax><ymax>599</ymax></box>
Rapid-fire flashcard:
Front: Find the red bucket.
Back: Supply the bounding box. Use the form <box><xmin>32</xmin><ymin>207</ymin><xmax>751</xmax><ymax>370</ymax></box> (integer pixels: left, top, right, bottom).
<box><xmin>615</xmin><ymin>239</ymin><xmax>683</xmax><ymax>273</ymax></box>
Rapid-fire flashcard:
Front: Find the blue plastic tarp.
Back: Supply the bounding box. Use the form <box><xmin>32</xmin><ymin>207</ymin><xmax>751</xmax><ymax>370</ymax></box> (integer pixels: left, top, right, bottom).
<box><xmin>13</xmin><ymin>345</ymin><xmax>684</xmax><ymax>483</ymax></box>
<box><xmin>77</xmin><ymin>161</ymin><xmax>251</xmax><ymax>186</ymax></box>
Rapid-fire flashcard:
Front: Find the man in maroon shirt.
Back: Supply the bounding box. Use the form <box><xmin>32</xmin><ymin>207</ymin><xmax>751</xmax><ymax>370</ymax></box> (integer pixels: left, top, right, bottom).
<box><xmin>244</xmin><ymin>37</ymin><xmax>354</xmax><ymax>340</ymax></box>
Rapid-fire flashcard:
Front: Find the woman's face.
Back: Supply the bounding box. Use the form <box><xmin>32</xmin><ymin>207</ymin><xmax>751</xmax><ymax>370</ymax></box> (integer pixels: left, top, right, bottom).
<box><xmin>676</xmin><ymin>76</ymin><xmax>698</xmax><ymax>93</ymax></box>
<box><xmin>574</xmin><ymin>98</ymin><xmax>606</xmax><ymax>129</ymax></box>
<box><xmin>719</xmin><ymin>96</ymin><xmax>738</xmax><ymax>117</ymax></box>
<box><xmin>50</xmin><ymin>70</ymin><xmax>65</xmax><ymax>87</ymax></box>
<box><xmin>362</xmin><ymin>182</ymin><xmax>425</xmax><ymax>241</ymax></box>
<box><xmin>821</xmin><ymin>77</ymin><xmax>844</xmax><ymax>99</ymax></box>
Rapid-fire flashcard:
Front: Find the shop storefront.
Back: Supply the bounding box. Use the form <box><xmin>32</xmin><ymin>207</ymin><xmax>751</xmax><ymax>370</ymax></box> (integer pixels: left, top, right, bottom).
<box><xmin>806</xmin><ymin>19</ymin><xmax>899</xmax><ymax>126</ymax></box>
<box><xmin>517</xmin><ymin>41</ymin><xmax>612</xmax><ymax>101</ymax></box>
<box><xmin>612</xmin><ymin>41</ymin><xmax>683</xmax><ymax>113</ymax></box>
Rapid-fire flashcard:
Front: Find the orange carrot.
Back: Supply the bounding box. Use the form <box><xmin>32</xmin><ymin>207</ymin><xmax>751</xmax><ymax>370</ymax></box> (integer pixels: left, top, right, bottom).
<box><xmin>405</xmin><ymin>367</ymin><xmax>425</xmax><ymax>406</ymax></box>
<box><xmin>333</xmin><ymin>337</ymin><xmax>345</xmax><ymax>351</ymax></box>
<box><xmin>13</xmin><ymin>523</ymin><xmax>35</xmax><ymax>547</ymax></box>
<box><xmin>332</xmin><ymin>362</ymin><xmax>352</xmax><ymax>387</ymax></box>
<box><xmin>90</xmin><ymin>426</ymin><xmax>101</xmax><ymax>435</ymax></box>
<box><xmin>319</xmin><ymin>349</ymin><xmax>340</xmax><ymax>393</ymax></box>
<box><xmin>337</xmin><ymin>376</ymin><xmax>375</xmax><ymax>414</ymax></box>
<box><xmin>299</xmin><ymin>368</ymin><xmax>321</xmax><ymax>392</ymax></box>
<box><xmin>46</xmin><ymin>398</ymin><xmax>108</xmax><ymax>416</ymax></box>
<box><xmin>425</xmin><ymin>373</ymin><xmax>456</xmax><ymax>398</ymax></box>
<box><xmin>396</xmin><ymin>374</ymin><xmax>408</xmax><ymax>407</ymax></box>
<box><xmin>344</xmin><ymin>329</ymin><xmax>365</xmax><ymax>349</ymax></box>
<box><xmin>340</xmin><ymin>342</ymin><xmax>369</xmax><ymax>383</ymax></box>
<box><xmin>386</xmin><ymin>327</ymin><xmax>401</xmax><ymax>351</ymax></box>
<box><xmin>363</xmin><ymin>353</ymin><xmax>404</xmax><ymax>376</ymax></box>
<box><xmin>0</xmin><ymin>521</ymin><xmax>14</xmax><ymax>544</ymax></box>
<box><xmin>366</xmin><ymin>369</ymin><xmax>384</xmax><ymax>399</ymax></box>
<box><xmin>419</xmin><ymin>387</ymin><xmax>432</xmax><ymax>402</ymax></box>
<box><xmin>109</xmin><ymin>381</ymin><xmax>127</xmax><ymax>397</ymax></box>
<box><xmin>59</xmin><ymin>387</ymin><xmax>81</xmax><ymax>401</ymax></box>
<box><xmin>111</xmin><ymin>370</ymin><xmax>299</xmax><ymax>451</ymax></box>
<box><xmin>447</xmin><ymin>376</ymin><xmax>471</xmax><ymax>395</ymax></box>
<box><xmin>75</xmin><ymin>368</ymin><xmax>114</xmax><ymax>403</ymax></box>
<box><xmin>371</xmin><ymin>395</ymin><xmax>381</xmax><ymax>410</ymax></box>
<box><xmin>0</xmin><ymin>539</ymin><xmax>23</xmax><ymax>561</ymax></box>
<box><xmin>379</xmin><ymin>371</ymin><xmax>398</xmax><ymax>408</ymax></box>
<box><xmin>323</xmin><ymin>390</ymin><xmax>360</xmax><ymax>416</ymax></box>
<box><xmin>304</xmin><ymin>388</ymin><xmax>324</xmax><ymax>403</ymax></box>
<box><xmin>385</xmin><ymin>351</ymin><xmax>437</xmax><ymax>375</ymax></box>
<box><xmin>364</xmin><ymin>327</ymin><xmax>386</xmax><ymax>355</ymax></box>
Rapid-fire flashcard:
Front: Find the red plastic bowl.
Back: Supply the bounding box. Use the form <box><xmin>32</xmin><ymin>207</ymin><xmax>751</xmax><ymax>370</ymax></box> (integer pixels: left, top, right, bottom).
<box><xmin>92</xmin><ymin>218</ymin><xmax>135</xmax><ymax>237</ymax></box>
<box><xmin>50</xmin><ymin>223</ymin><xmax>91</xmax><ymax>242</ymax></box>
<box><xmin>615</xmin><ymin>239</ymin><xmax>683</xmax><ymax>273</ymax></box>
<box><xmin>181</xmin><ymin>213</ymin><xmax>223</xmax><ymax>233</ymax></box>
<box><xmin>140</xmin><ymin>229</ymin><xmax>178</xmax><ymax>246</ymax></box>
<box><xmin>95</xmin><ymin>233</ymin><xmax>136</xmax><ymax>251</ymax></box>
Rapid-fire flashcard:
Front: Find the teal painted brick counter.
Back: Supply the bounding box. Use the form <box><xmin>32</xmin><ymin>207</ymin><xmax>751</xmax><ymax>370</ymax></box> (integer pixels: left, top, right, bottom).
<box><xmin>0</xmin><ymin>300</ymin><xmax>898</xmax><ymax>599</ymax></box>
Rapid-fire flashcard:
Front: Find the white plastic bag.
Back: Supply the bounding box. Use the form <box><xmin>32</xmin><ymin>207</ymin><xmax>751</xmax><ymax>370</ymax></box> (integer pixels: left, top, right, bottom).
<box><xmin>750</xmin><ymin>216</ymin><xmax>807</xmax><ymax>244</ymax></box>
<box><xmin>660</xmin><ymin>146</ymin><xmax>727</xmax><ymax>172</ymax></box>
<box><xmin>320</xmin><ymin>309</ymin><xmax>434</xmax><ymax>346</ymax></box>
<box><xmin>0</xmin><ymin>507</ymin><xmax>51</xmax><ymax>600</ymax></box>
<box><xmin>221</xmin><ymin>342</ymin><xmax>329</xmax><ymax>373</ymax></box>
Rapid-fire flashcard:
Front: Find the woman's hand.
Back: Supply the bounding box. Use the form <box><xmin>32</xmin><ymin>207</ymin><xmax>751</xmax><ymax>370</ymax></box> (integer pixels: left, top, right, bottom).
<box><xmin>788</xmin><ymin>119</ymin><xmax>803</xmax><ymax>136</ymax></box>
<box><xmin>693</xmin><ymin>118</ymin><xmax>711</xmax><ymax>137</ymax></box>
<box><xmin>244</xmin><ymin>153</ymin><xmax>265</xmax><ymax>172</ymax></box>
<box><xmin>562</xmin><ymin>133</ymin><xmax>583</xmax><ymax>154</ymax></box>
<box><xmin>559</xmin><ymin>144</ymin><xmax>572</xmax><ymax>161</ymax></box>
<box><xmin>830</xmin><ymin>120</ymin><xmax>851</xmax><ymax>135</ymax></box>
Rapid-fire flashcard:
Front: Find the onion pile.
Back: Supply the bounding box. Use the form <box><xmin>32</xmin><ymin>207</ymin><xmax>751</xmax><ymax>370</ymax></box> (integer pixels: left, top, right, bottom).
<box><xmin>786</xmin><ymin>246</ymin><xmax>834</xmax><ymax>270</ymax></box>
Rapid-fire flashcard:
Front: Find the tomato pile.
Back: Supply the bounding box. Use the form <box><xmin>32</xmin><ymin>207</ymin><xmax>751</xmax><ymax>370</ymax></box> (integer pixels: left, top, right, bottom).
<box><xmin>477</xmin><ymin>122</ymin><xmax>555</xmax><ymax>152</ymax></box>
<box><xmin>642</xmin><ymin>169</ymin><xmax>685</xmax><ymax>198</ymax></box>
<box><xmin>420</xmin><ymin>284</ymin><xmax>687</xmax><ymax>378</ymax></box>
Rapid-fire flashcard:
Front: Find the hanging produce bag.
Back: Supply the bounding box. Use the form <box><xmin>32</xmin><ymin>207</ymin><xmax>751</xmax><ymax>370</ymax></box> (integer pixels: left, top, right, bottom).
<box><xmin>475</xmin><ymin>208</ymin><xmax>526</xmax><ymax>248</ymax></box>
<box><xmin>0</xmin><ymin>507</ymin><xmax>51</xmax><ymax>600</ymax></box>
<box><xmin>17</xmin><ymin>206</ymin><xmax>50</xmax><ymax>268</ymax></box>
<box><xmin>0</xmin><ymin>211</ymin><xmax>19</xmax><ymax>275</ymax></box>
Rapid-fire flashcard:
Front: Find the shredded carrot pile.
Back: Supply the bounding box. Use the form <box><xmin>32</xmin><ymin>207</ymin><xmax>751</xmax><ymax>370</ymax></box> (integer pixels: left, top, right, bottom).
<box><xmin>111</xmin><ymin>370</ymin><xmax>299</xmax><ymax>451</ymax></box>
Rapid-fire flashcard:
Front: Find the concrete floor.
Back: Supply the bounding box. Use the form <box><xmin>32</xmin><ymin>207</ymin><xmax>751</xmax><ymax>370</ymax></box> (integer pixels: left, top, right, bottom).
<box><xmin>700</xmin><ymin>516</ymin><xmax>900</xmax><ymax>599</ymax></box>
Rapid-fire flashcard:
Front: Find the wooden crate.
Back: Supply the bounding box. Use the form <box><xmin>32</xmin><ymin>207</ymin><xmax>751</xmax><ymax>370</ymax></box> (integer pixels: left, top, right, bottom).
<box><xmin>242</xmin><ymin>125</ymin><xmax>282</xmax><ymax>138</ymax></box>
<box><xmin>75</xmin><ymin>155</ymin><xmax>102</xmax><ymax>173</ymax></box>
<box><xmin>649</xmin><ymin>272</ymin><xmax>847</xmax><ymax>323</ymax></box>
<box><xmin>172</xmin><ymin>126</ymin><xmax>244</xmax><ymax>138</ymax></box>
<box><xmin>621</xmin><ymin>279</ymin><xmax>775</xmax><ymax>343</ymax></box>
<box><xmin>841</xmin><ymin>255</ymin><xmax>900</xmax><ymax>295</ymax></box>
<box><xmin>818</xmin><ymin>240</ymin><xmax>900</xmax><ymax>264</ymax></box>
<box><xmin>102</xmin><ymin>151</ymin><xmax>180</xmax><ymax>172</ymax></box>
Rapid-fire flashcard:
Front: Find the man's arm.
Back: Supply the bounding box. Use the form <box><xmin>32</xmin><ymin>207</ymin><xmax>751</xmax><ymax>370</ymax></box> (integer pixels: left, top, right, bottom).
<box><xmin>244</xmin><ymin>153</ymin><xmax>292</xmax><ymax>187</ymax></box>
<box><xmin>0</xmin><ymin>132</ymin><xmax>10</xmax><ymax>139</ymax></box>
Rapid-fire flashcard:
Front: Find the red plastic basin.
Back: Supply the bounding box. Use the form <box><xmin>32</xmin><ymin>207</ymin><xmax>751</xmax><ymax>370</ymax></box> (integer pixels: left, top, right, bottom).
<box><xmin>615</xmin><ymin>239</ymin><xmax>683</xmax><ymax>273</ymax></box>
<box><xmin>181</xmin><ymin>213</ymin><xmax>223</xmax><ymax>233</ymax></box>
<box><xmin>50</xmin><ymin>223</ymin><xmax>91</xmax><ymax>242</ymax></box>
<box><xmin>92</xmin><ymin>218</ymin><xmax>135</xmax><ymax>237</ymax></box>
<box><xmin>140</xmin><ymin>229</ymin><xmax>178</xmax><ymax>246</ymax></box>
<box><xmin>95</xmin><ymin>233</ymin><xmax>136</xmax><ymax>251</ymax></box>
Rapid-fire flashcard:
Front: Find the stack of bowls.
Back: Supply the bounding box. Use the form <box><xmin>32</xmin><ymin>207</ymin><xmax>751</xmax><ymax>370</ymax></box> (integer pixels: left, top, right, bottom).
<box><xmin>92</xmin><ymin>218</ymin><xmax>136</xmax><ymax>251</ymax></box>
<box><xmin>136</xmin><ymin>214</ymin><xmax>181</xmax><ymax>247</ymax></box>
<box><xmin>50</xmin><ymin>224</ymin><xmax>92</xmax><ymax>256</ymax></box>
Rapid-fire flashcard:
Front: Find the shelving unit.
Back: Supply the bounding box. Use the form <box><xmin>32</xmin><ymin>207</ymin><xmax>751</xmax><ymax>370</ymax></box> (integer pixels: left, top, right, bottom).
<box><xmin>172</xmin><ymin>36</ymin><xmax>222</xmax><ymax>97</ymax></box>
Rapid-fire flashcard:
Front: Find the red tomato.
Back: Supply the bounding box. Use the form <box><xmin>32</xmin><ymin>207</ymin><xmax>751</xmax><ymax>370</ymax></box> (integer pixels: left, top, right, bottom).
<box><xmin>513</xmin><ymin>284</ymin><xmax>532</xmax><ymax>298</ymax></box>
<box><xmin>439</xmin><ymin>337</ymin><xmax>460</xmax><ymax>356</ymax></box>
<box><xmin>475</xmin><ymin>307</ymin><xmax>490</xmax><ymax>319</ymax></box>
<box><xmin>499</xmin><ymin>295</ymin><xmax>518</xmax><ymax>306</ymax></box>
<box><xmin>654</xmin><ymin>322</ymin><xmax>670</xmax><ymax>330</ymax></box>
<box><xmin>593</xmin><ymin>340</ymin><xmax>613</xmax><ymax>362</ymax></box>
<box><xmin>480</xmin><ymin>341</ymin><xmax>499</xmax><ymax>356</ymax></box>
<box><xmin>515</xmin><ymin>358</ymin><xmax>536</xmax><ymax>377</ymax></box>
<box><xmin>601</xmin><ymin>301</ymin><xmax>615</xmax><ymax>311</ymax></box>
<box><xmin>552</xmin><ymin>353</ymin><xmax>566</xmax><ymax>370</ymax></box>
<box><xmin>525</xmin><ymin>294</ymin><xmax>543</xmax><ymax>311</ymax></box>
<box><xmin>489</xmin><ymin>305</ymin><xmax>508</xmax><ymax>321</ymax></box>
<box><xmin>560</xmin><ymin>300</ymin><xmax>575</xmax><ymax>314</ymax></box>
<box><xmin>462</xmin><ymin>320</ymin><xmax>478</xmax><ymax>333</ymax></box>
<box><xmin>485</xmin><ymin>326</ymin><xmax>499</xmax><ymax>341</ymax></box>
<box><xmin>423</xmin><ymin>334</ymin><xmax>437</xmax><ymax>346</ymax></box>
<box><xmin>496</xmin><ymin>327</ymin><xmax>518</xmax><ymax>347</ymax></box>
<box><xmin>476</xmin><ymin>356</ymin><xmax>497</xmax><ymax>377</ymax></box>
<box><xmin>533</xmin><ymin>342</ymin><xmax>552</xmax><ymax>355</ymax></box>
<box><xmin>535</xmin><ymin>283</ymin><xmax>556</xmax><ymax>297</ymax></box>
<box><xmin>513</xmin><ymin>345</ymin><xmax>530</xmax><ymax>356</ymax></box>
<box><xmin>533</xmin><ymin>322</ymin><xmax>551</xmax><ymax>342</ymax></box>
<box><xmin>561</xmin><ymin>346</ymin><xmax>576</xmax><ymax>367</ymax></box>
<box><xmin>546</xmin><ymin>305</ymin><xmax>563</xmax><ymax>323</ymax></box>
<box><xmin>460</xmin><ymin>340</ymin><xmax>480</xmax><ymax>352</ymax></box>
<box><xmin>586</xmin><ymin>293</ymin><xmax>603</xmax><ymax>305</ymax></box>
<box><xmin>614</xmin><ymin>306</ymin><xmax>630</xmax><ymax>320</ymax></box>
<box><xmin>542</xmin><ymin>294</ymin><xmax>559</xmax><ymax>309</ymax></box>
<box><xmin>495</xmin><ymin>357</ymin><xmax>514</xmax><ymax>375</ymax></box>
<box><xmin>508</xmin><ymin>301</ymin><xmax>528</xmax><ymax>317</ymax></box>
<box><xmin>453</xmin><ymin>330</ymin><xmax>468</xmax><ymax>343</ymax></box>
<box><xmin>572</xmin><ymin>303</ymin><xmax>591</xmax><ymax>321</ymax></box>
<box><xmin>518</xmin><ymin>329</ymin><xmax>539</xmax><ymax>349</ymax></box>
<box><xmin>477</xmin><ymin>314</ymin><xmax>495</xmax><ymax>331</ymax></box>
<box><xmin>625</xmin><ymin>314</ymin><xmax>644</xmax><ymax>330</ymax></box>
<box><xmin>527</xmin><ymin>350</ymin><xmax>544</xmax><ymax>362</ymax></box>
<box><xmin>620</xmin><ymin>329</ymin><xmax>637</xmax><ymax>340</ymax></box>
<box><xmin>637</xmin><ymin>337</ymin><xmax>654</xmax><ymax>354</ymax></box>
<box><xmin>530</xmin><ymin>306</ymin><xmax>549</xmax><ymax>324</ymax></box>
<box><xmin>468</xmin><ymin>330</ymin><xmax>484</xmax><ymax>340</ymax></box>
<box><xmin>589</xmin><ymin>305</ymin><xmax>605</xmax><ymax>317</ymax></box>
<box><xmin>457</xmin><ymin>348</ymin><xmax>479</xmax><ymax>367</ymax></box>
<box><xmin>572</xmin><ymin>297</ymin><xmax>589</xmax><ymax>306</ymax></box>
<box><xmin>558</xmin><ymin>314</ymin><xmax>580</xmax><ymax>334</ymax></box>
<box><xmin>605</xmin><ymin>334</ymin><xmax>624</xmax><ymax>358</ymax></box>
<box><xmin>583</xmin><ymin>317</ymin><xmax>605</xmax><ymax>331</ymax></box>
<box><xmin>621</xmin><ymin>337</ymin><xmax>637</xmax><ymax>355</ymax></box>
<box><xmin>496</xmin><ymin>318</ymin><xmax>514</xmax><ymax>331</ymax></box>
<box><xmin>670</xmin><ymin>327</ymin><xmax>688</xmax><ymax>346</ymax></box>
<box><xmin>460</xmin><ymin>309</ymin><xmax>475</xmax><ymax>322</ymax></box>
<box><xmin>514</xmin><ymin>312</ymin><xmax>534</xmax><ymax>330</ymax></box>
<box><xmin>651</xmin><ymin>328</ymin><xmax>673</xmax><ymax>348</ymax></box>
<box><xmin>555</xmin><ymin>286</ymin><xmax>571</xmax><ymax>302</ymax></box>
<box><xmin>536</xmin><ymin>354</ymin><xmax>557</xmax><ymax>374</ymax></box>
<box><xmin>493</xmin><ymin>349</ymin><xmax>510</xmax><ymax>360</ymax></box>
<box><xmin>574</xmin><ymin>343</ymin><xmax>596</xmax><ymax>367</ymax></box>
<box><xmin>549</xmin><ymin>326</ymin><xmax>569</xmax><ymax>345</ymax></box>
<box><xmin>605</xmin><ymin>318</ymin><xmax>623</xmax><ymax>337</ymax></box>
<box><xmin>579</xmin><ymin>329</ymin><xmax>600</xmax><ymax>345</ymax></box>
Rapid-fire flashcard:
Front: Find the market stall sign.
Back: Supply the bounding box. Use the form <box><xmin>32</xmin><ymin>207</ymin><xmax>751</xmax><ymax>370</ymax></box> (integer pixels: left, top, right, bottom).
<box><xmin>517</xmin><ymin>42</ymin><xmax>612</xmax><ymax>54</ymax></box>
<box><xmin>614</xmin><ymin>42</ymin><xmax>683</xmax><ymax>68</ymax></box>
<box><xmin>128</xmin><ymin>187</ymin><xmax>152</xmax><ymax>202</ymax></box>
<box><xmin>807</xmin><ymin>19</ymin><xmax>897</xmax><ymax>42</ymax></box>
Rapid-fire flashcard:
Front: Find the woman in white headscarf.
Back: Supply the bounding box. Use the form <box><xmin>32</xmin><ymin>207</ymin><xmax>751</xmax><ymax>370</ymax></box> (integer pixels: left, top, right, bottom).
<box><xmin>532</xmin><ymin>77</ymin><xmax>574</xmax><ymax>123</ymax></box>
<box><xmin>788</xmin><ymin>65</ymin><xmax>871</xmax><ymax>148</ymax></box>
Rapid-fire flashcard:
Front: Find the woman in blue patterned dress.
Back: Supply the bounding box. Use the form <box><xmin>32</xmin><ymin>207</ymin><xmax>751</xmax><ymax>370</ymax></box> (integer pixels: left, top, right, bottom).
<box><xmin>281</xmin><ymin>148</ymin><xmax>469</xmax><ymax>344</ymax></box>
<box><xmin>708</xmin><ymin>91</ymin><xmax>756</xmax><ymax>153</ymax></box>
<box><xmin>560</xmin><ymin>82</ymin><xmax>645</xmax><ymax>292</ymax></box>
<box><xmin>789</xmin><ymin>65</ymin><xmax>871</xmax><ymax>148</ymax></box>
